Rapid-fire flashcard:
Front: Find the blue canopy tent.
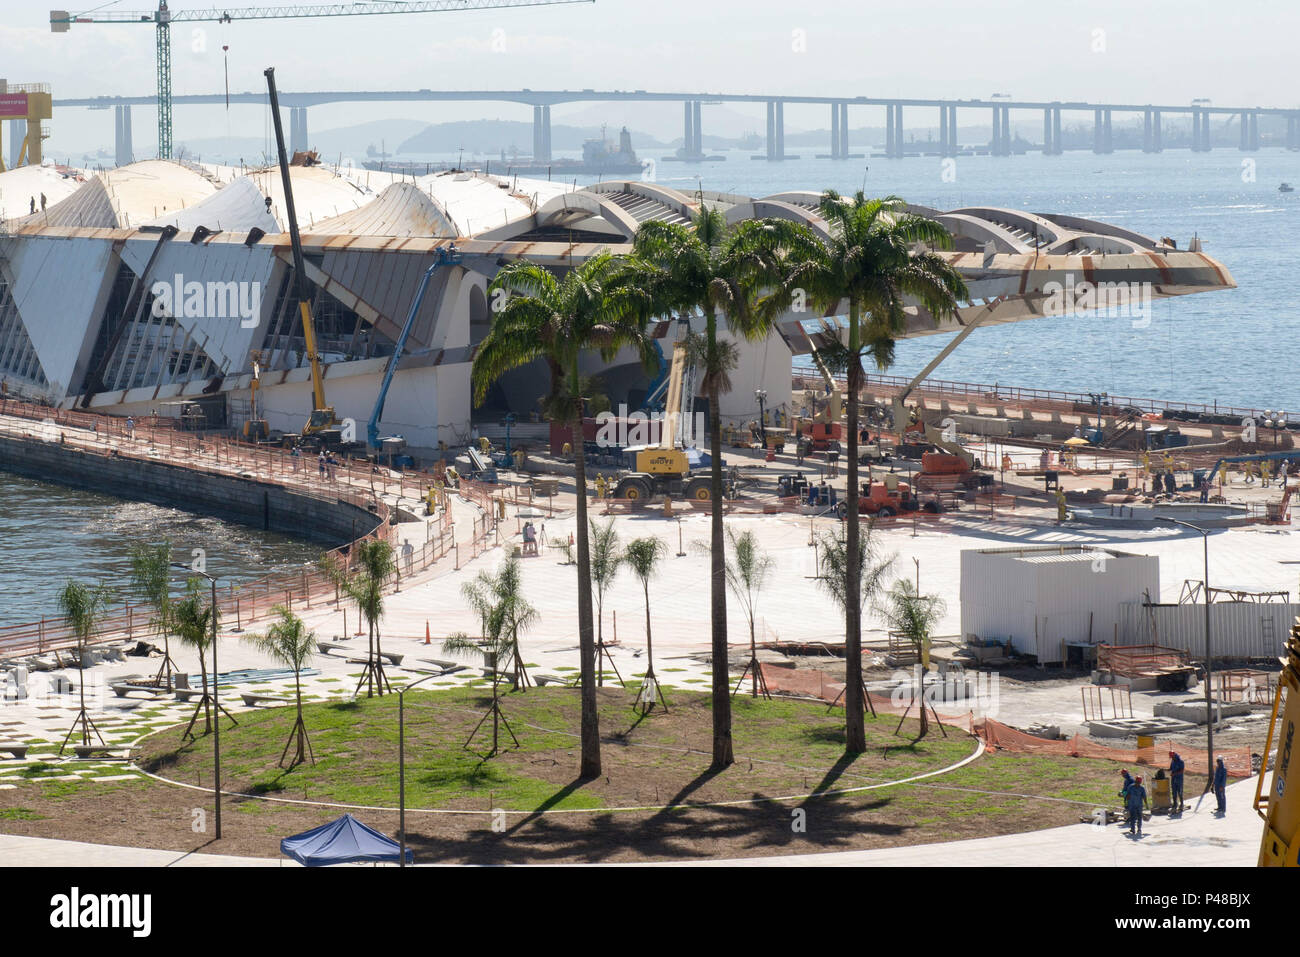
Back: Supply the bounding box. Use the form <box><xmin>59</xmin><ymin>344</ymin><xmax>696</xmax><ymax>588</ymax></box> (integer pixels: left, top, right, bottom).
<box><xmin>280</xmin><ymin>814</ymin><xmax>413</xmax><ymax>866</ymax></box>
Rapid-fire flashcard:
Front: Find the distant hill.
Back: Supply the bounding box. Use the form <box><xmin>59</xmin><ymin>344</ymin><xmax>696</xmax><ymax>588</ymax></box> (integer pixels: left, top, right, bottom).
<box><xmin>171</xmin><ymin>118</ymin><xmax>432</xmax><ymax>165</ymax></box>
<box><xmin>396</xmin><ymin>120</ymin><xmax>672</xmax><ymax>155</ymax></box>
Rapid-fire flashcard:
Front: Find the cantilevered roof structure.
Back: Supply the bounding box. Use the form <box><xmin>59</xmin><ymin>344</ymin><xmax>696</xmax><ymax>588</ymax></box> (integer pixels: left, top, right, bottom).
<box><xmin>0</xmin><ymin>162</ymin><xmax>1235</xmax><ymax>451</ymax></box>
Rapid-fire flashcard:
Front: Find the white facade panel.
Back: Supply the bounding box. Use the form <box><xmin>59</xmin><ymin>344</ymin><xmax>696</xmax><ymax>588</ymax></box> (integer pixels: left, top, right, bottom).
<box><xmin>5</xmin><ymin>235</ymin><xmax>116</xmax><ymax>399</ymax></box>
<box><xmin>962</xmin><ymin>547</ymin><xmax>1160</xmax><ymax>663</ymax></box>
<box><xmin>123</xmin><ymin>239</ymin><xmax>278</xmax><ymax>377</ymax></box>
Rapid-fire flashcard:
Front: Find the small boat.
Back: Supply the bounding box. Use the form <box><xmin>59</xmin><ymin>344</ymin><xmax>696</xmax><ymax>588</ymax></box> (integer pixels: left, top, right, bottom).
<box><xmin>1280</xmin><ymin>182</ymin><xmax>1295</xmax><ymax>192</ymax></box>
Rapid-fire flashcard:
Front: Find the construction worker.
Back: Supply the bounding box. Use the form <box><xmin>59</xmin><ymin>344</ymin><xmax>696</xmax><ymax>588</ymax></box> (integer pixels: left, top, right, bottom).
<box><xmin>1168</xmin><ymin>752</ymin><xmax>1186</xmax><ymax>811</ymax></box>
<box><xmin>480</xmin><ymin>436</ymin><xmax>492</xmax><ymax>455</ymax></box>
<box><xmin>1261</xmin><ymin>461</ymin><xmax>1273</xmax><ymax>485</ymax></box>
<box><xmin>1126</xmin><ymin>775</ymin><xmax>1149</xmax><ymax>836</ymax></box>
<box><xmin>497</xmin><ymin>497</ymin><xmax>507</xmax><ymax>521</ymax></box>
<box><xmin>1054</xmin><ymin>487</ymin><xmax>1067</xmax><ymax>524</ymax></box>
<box><xmin>1214</xmin><ymin>757</ymin><xmax>1229</xmax><ymax>815</ymax></box>
<box><xmin>1218</xmin><ymin>462</ymin><xmax>1228</xmax><ymax>488</ymax></box>
<box><xmin>426</xmin><ymin>485</ymin><xmax>438</xmax><ymax>516</ymax></box>
<box><xmin>594</xmin><ymin>473</ymin><xmax>608</xmax><ymax>498</ymax></box>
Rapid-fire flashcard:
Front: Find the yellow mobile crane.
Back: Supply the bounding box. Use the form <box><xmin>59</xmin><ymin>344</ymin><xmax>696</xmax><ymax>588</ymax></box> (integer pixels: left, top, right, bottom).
<box><xmin>1256</xmin><ymin>618</ymin><xmax>1300</xmax><ymax>865</ymax></box>
<box><xmin>612</xmin><ymin>340</ymin><xmax>712</xmax><ymax>501</ymax></box>
<box><xmin>264</xmin><ymin>67</ymin><xmax>338</xmax><ymax>445</ymax></box>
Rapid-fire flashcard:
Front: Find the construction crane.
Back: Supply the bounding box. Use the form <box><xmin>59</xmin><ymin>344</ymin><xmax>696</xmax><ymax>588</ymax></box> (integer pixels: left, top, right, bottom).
<box><xmin>1256</xmin><ymin>618</ymin><xmax>1300</xmax><ymax>865</ymax></box>
<box><xmin>264</xmin><ymin>65</ymin><xmax>337</xmax><ymax>445</ymax></box>
<box><xmin>50</xmin><ymin>0</ymin><xmax>595</xmax><ymax>160</ymax></box>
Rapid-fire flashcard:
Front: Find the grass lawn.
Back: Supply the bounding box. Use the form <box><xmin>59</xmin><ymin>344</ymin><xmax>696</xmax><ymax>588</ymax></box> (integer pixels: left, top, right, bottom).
<box><xmin>135</xmin><ymin>686</ymin><xmax>977</xmax><ymax>812</ymax></box>
<box><xmin>0</xmin><ymin>687</ymin><xmax>1148</xmax><ymax>863</ymax></box>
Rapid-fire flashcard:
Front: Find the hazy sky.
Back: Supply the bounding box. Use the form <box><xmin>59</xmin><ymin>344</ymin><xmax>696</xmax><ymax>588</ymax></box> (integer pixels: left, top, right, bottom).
<box><xmin>1</xmin><ymin>0</ymin><xmax>1295</xmax><ymax>153</ymax></box>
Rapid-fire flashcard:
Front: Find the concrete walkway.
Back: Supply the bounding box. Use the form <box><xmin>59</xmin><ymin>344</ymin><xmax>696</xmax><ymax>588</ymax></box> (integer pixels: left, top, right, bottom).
<box><xmin>0</xmin><ymin>780</ymin><xmax>1262</xmax><ymax>867</ymax></box>
<box><xmin>701</xmin><ymin>779</ymin><xmax>1262</xmax><ymax>867</ymax></box>
<box><xmin>0</xmin><ymin>833</ymin><xmax>290</xmax><ymax>866</ymax></box>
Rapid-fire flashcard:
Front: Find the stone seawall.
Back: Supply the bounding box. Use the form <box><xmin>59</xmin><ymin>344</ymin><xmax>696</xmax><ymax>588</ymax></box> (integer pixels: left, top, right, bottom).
<box><xmin>0</xmin><ymin>432</ymin><xmax>381</xmax><ymax>548</ymax></box>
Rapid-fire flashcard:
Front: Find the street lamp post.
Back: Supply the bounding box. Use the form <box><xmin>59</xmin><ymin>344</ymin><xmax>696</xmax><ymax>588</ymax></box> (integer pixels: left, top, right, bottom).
<box><xmin>171</xmin><ymin>563</ymin><xmax>221</xmax><ymax>840</ymax></box>
<box><xmin>1155</xmin><ymin>518</ymin><xmax>1214</xmax><ymax>784</ymax></box>
<box><xmin>1264</xmin><ymin>410</ymin><xmax>1287</xmax><ymax>449</ymax></box>
<box><xmin>754</xmin><ymin>389</ymin><xmax>768</xmax><ymax>449</ymax></box>
<box><xmin>398</xmin><ymin>672</ymin><xmax>440</xmax><ymax>868</ymax></box>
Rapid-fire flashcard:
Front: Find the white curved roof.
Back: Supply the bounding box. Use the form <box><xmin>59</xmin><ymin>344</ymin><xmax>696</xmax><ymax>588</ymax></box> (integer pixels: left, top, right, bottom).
<box><xmin>0</xmin><ymin>164</ymin><xmax>88</xmax><ymax>223</ymax></box>
<box><xmin>6</xmin><ymin>160</ymin><xmax>218</xmax><ymax>229</ymax></box>
<box><xmin>145</xmin><ymin>174</ymin><xmax>281</xmax><ymax>234</ymax></box>
<box><xmin>311</xmin><ymin>181</ymin><xmax>458</xmax><ymax>238</ymax></box>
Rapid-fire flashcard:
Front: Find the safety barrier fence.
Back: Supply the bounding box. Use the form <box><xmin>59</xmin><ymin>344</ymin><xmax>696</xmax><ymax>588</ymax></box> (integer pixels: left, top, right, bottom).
<box><xmin>0</xmin><ymin>404</ymin><xmax>504</xmax><ymax>659</ymax></box>
<box><xmin>794</xmin><ymin>370</ymin><xmax>1289</xmax><ymax>424</ymax></box>
<box><xmin>760</xmin><ymin>662</ymin><xmax>1253</xmax><ymax>779</ymax></box>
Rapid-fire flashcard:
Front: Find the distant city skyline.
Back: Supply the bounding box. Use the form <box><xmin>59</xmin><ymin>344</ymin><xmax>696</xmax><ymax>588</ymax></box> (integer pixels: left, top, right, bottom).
<box><xmin>1</xmin><ymin>0</ymin><xmax>1296</xmax><ymax>157</ymax></box>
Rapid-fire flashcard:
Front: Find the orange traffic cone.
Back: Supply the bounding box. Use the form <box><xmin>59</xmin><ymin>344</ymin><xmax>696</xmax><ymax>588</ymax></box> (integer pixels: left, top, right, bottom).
<box><xmin>424</xmin><ymin>621</ymin><xmax>431</xmax><ymax>645</ymax></box>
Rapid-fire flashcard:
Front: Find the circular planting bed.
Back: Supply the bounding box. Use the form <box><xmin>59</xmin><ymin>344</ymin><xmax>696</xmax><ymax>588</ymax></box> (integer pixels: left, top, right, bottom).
<box><xmin>135</xmin><ymin>685</ymin><xmax>979</xmax><ymax>813</ymax></box>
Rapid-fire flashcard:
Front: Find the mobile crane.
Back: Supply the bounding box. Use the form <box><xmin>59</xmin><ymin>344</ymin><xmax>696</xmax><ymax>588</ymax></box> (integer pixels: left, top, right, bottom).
<box><xmin>264</xmin><ymin>66</ymin><xmax>340</xmax><ymax>447</ymax></box>
<box><xmin>612</xmin><ymin>340</ymin><xmax>713</xmax><ymax>501</ymax></box>
<box><xmin>1256</xmin><ymin>618</ymin><xmax>1300</xmax><ymax>865</ymax></box>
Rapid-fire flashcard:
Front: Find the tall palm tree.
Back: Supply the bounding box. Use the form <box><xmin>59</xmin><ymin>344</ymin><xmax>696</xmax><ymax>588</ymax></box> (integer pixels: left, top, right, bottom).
<box><xmin>56</xmin><ymin>579</ymin><xmax>114</xmax><ymax>754</ymax></box>
<box><xmin>789</xmin><ymin>192</ymin><xmax>967</xmax><ymax>752</ymax></box>
<box><xmin>588</xmin><ymin>517</ymin><xmax>624</xmax><ymax>687</ymax></box>
<box><xmin>723</xmin><ymin>527</ymin><xmax>775</xmax><ymax>698</ymax></box>
<box><xmin>245</xmin><ymin>605</ymin><xmax>317</xmax><ymax>767</ymax></box>
<box><xmin>128</xmin><ymin>540</ymin><xmax>177</xmax><ymax>688</ymax></box>
<box><xmin>444</xmin><ymin>555</ymin><xmax>539</xmax><ymax>755</ymax></box>
<box><xmin>327</xmin><ymin>538</ymin><xmax>396</xmax><ymax>698</ymax></box>
<box><xmin>874</xmin><ymin>580</ymin><xmax>947</xmax><ymax>737</ymax></box>
<box><xmin>173</xmin><ymin>577</ymin><xmax>217</xmax><ymax>738</ymax></box>
<box><xmin>474</xmin><ymin>253</ymin><xmax>657</xmax><ymax>778</ymax></box>
<box><xmin>632</xmin><ymin>208</ymin><xmax>816</xmax><ymax>767</ymax></box>
<box><xmin>623</xmin><ymin>536</ymin><xmax>668</xmax><ymax>714</ymax></box>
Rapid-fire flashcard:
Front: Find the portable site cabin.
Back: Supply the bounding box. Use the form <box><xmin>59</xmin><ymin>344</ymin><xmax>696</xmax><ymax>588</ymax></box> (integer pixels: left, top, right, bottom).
<box><xmin>960</xmin><ymin>545</ymin><xmax>1160</xmax><ymax>664</ymax></box>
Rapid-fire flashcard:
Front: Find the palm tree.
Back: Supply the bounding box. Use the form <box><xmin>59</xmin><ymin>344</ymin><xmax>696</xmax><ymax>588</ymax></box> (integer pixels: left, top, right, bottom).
<box><xmin>128</xmin><ymin>541</ymin><xmax>177</xmax><ymax>688</ymax></box>
<box><xmin>588</xmin><ymin>517</ymin><xmax>624</xmax><ymax>687</ymax></box>
<box><xmin>444</xmin><ymin>555</ymin><xmax>539</xmax><ymax>755</ymax></box>
<box><xmin>632</xmin><ymin>208</ymin><xmax>816</xmax><ymax>767</ymax></box>
<box><xmin>327</xmin><ymin>538</ymin><xmax>396</xmax><ymax>698</ymax></box>
<box><xmin>56</xmin><ymin>579</ymin><xmax>114</xmax><ymax>754</ymax></box>
<box><xmin>245</xmin><ymin>605</ymin><xmax>317</xmax><ymax>767</ymax></box>
<box><xmin>816</xmin><ymin>524</ymin><xmax>896</xmax><ymax>721</ymax></box>
<box><xmin>173</xmin><ymin>577</ymin><xmax>217</xmax><ymax>738</ymax></box>
<box><xmin>874</xmin><ymin>580</ymin><xmax>947</xmax><ymax>737</ymax></box>
<box><xmin>474</xmin><ymin>253</ymin><xmax>657</xmax><ymax>778</ymax></box>
<box><xmin>723</xmin><ymin>527</ymin><xmax>775</xmax><ymax>698</ymax></box>
<box><xmin>789</xmin><ymin>192</ymin><xmax>967</xmax><ymax>752</ymax></box>
<box><xmin>623</xmin><ymin>536</ymin><xmax>668</xmax><ymax>714</ymax></box>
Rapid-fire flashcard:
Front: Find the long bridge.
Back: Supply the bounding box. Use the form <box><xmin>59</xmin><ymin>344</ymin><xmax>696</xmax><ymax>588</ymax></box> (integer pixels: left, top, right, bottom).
<box><xmin>45</xmin><ymin>88</ymin><xmax>1300</xmax><ymax>167</ymax></box>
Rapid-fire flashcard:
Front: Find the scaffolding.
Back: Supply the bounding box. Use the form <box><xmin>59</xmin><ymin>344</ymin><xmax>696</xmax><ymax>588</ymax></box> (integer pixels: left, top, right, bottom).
<box><xmin>1081</xmin><ymin>684</ymin><xmax>1134</xmax><ymax>721</ymax></box>
<box><xmin>1178</xmin><ymin>580</ymin><xmax>1290</xmax><ymax>604</ymax></box>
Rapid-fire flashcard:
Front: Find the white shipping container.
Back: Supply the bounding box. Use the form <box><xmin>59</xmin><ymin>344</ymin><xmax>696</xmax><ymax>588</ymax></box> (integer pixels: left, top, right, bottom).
<box><xmin>961</xmin><ymin>545</ymin><xmax>1160</xmax><ymax>663</ymax></box>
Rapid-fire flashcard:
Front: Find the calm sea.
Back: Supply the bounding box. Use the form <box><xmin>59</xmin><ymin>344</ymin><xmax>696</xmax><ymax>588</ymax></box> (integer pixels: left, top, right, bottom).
<box><xmin>0</xmin><ymin>472</ymin><xmax>323</xmax><ymax>627</ymax></box>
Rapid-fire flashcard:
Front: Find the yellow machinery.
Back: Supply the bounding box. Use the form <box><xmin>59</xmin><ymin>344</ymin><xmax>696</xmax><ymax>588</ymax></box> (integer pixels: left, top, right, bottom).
<box><xmin>1255</xmin><ymin>618</ymin><xmax>1300</xmax><ymax>865</ymax></box>
<box><xmin>0</xmin><ymin>82</ymin><xmax>52</xmax><ymax>170</ymax></box>
<box><xmin>242</xmin><ymin>351</ymin><xmax>269</xmax><ymax>441</ymax></box>
<box><xmin>613</xmin><ymin>341</ymin><xmax>711</xmax><ymax>501</ymax></box>
<box><xmin>265</xmin><ymin>68</ymin><xmax>339</xmax><ymax>445</ymax></box>
<box><xmin>793</xmin><ymin>341</ymin><xmax>844</xmax><ymax>451</ymax></box>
